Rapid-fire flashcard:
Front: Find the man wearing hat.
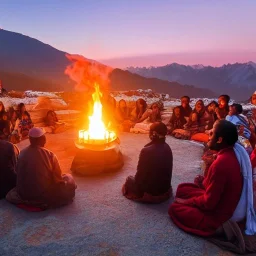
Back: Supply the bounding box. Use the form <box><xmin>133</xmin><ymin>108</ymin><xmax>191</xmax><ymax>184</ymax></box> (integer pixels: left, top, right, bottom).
<box><xmin>122</xmin><ymin>122</ymin><xmax>173</xmax><ymax>203</ymax></box>
<box><xmin>6</xmin><ymin>127</ymin><xmax>76</xmax><ymax>209</ymax></box>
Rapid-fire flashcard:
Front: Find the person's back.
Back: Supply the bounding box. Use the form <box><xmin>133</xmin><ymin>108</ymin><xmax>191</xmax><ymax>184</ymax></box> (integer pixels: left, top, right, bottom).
<box><xmin>0</xmin><ymin>140</ymin><xmax>17</xmax><ymax>198</ymax></box>
<box><xmin>135</xmin><ymin>141</ymin><xmax>172</xmax><ymax>195</ymax></box>
<box><xmin>123</xmin><ymin>122</ymin><xmax>173</xmax><ymax>203</ymax></box>
<box><xmin>5</xmin><ymin>127</ymin><xmax>77</xmax><ymax>208</ymax></box>
<box><xmin>17</xmin><ymin>145</ymin><xmax>63</xmax><ymax>201</ymax></box>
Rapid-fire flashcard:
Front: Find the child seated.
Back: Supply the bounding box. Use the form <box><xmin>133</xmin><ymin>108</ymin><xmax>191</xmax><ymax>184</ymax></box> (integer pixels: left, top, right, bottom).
<box><xmin>167</xmin><ymin>106</ymin><xmax>187</xmax><ymax>135</ymax></box>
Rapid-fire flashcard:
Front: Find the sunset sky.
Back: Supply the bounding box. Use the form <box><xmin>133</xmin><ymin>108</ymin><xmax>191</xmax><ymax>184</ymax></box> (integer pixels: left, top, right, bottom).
<box><xmin>0</xmin><ymin>0</ymin><xmax>255</xmax><ymax>67</ymax></box>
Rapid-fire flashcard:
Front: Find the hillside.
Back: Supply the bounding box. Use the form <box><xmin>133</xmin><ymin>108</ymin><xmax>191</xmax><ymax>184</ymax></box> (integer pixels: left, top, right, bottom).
<box><xmin>0</xmin><ymin>29</ymin><xmax>215</xmax><ymax>97</ymax></box>
<box><xmin>0</xmin><ymin>70</ymin><xmax>73</xmax><ymax>92</ymax></box>
<box><xmin>127</xmin><ymin>62</ymin><xmax>256</xmax><ymax>100</ymax></box>
<box><xmin>110</xmin><ymin>69</ymin><xmax>216</xmax><ymax>98</ymax></box>
<box><xmin>0</xmin><ymin>29</ymin><xmax>69</xmax><ymax>84</ymax></box>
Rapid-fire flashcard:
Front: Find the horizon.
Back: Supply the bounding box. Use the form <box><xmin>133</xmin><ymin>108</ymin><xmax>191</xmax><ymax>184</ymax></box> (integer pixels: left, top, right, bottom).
<box><xmin>0</xmin><ymin>0</ymin><xmax>256</xmax><ymax>68</ymax></box>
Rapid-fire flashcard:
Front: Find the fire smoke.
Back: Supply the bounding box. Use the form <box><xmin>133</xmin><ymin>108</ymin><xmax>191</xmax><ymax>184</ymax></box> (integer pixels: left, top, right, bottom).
<box><xmin>65</xmin><ymin>54</ymin><xmax>113</xmax><ymax>93</ymax></box>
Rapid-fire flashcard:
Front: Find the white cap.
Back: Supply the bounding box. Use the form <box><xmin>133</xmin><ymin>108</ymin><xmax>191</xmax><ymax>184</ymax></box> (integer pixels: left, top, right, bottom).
<box><xmin>28</xmin><ymin>127</ymin><xmax>46</xmax><ymax>138</ymax></box>
<box><xmin>253</xmin><ymin>91</ymin><xmax>256</xmax><ymax>95</ymax></box>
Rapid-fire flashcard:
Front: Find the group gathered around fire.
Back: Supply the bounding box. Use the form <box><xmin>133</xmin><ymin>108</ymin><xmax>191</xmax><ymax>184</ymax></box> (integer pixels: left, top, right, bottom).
<box><xmin>2</xmin><ymin>78</ymin><xmax>256</xmax><ymax>253</ymax></box>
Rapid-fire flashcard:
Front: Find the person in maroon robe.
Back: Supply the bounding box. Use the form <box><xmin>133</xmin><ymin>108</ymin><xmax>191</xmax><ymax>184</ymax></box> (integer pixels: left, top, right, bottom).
<box><xmin>169</xmin><ymin>120</ymin><xmax>243</xmax><ymax>236</ymax></box>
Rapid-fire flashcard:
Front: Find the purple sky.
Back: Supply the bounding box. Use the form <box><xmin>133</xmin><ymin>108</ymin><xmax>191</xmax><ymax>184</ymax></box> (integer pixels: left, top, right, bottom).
<box><xmin>0</xmin><ymin>0</ymin><xmax>255</xmax><ymax>68</ymax></box>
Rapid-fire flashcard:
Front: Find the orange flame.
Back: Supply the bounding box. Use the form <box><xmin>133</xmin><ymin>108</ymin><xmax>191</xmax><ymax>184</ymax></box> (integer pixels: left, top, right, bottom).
<box><xmin>65</xmin><ymin>54</ymin><xmax>116</xmax><ymax>144</ymax></box>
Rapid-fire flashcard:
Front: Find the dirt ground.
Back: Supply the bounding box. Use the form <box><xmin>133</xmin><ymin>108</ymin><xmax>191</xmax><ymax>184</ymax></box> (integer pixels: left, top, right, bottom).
<box><xmin>0</xmin><ymin>130</ymin><xmax>234</xmax><ymax>256</ymax></box>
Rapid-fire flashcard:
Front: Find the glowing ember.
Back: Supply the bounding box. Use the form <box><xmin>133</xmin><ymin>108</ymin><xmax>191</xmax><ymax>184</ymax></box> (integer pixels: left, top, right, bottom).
<box><xmin>78</xmin><ymin>83</ymin><xmax>116</xmax><ymax>145</ymax></box>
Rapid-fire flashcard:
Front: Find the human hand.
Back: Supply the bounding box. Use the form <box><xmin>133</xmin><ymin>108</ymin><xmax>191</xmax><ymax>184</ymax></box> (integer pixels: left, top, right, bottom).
<box><xmin>175</xmin><ymin>197</ymin><xmax>193</xmax><ymax>205</ymax></box>
<box><xmin>194</xmin><ymin>175</ymin><xmax>204</xmax><ymax>187</ymax></box>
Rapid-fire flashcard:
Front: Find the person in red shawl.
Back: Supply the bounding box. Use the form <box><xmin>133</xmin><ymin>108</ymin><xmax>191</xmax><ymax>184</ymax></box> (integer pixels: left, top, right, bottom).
<box><xmin>169</xmin><ymin>120</ymin><xmax>243</xmax><ymax>236</ymax></box>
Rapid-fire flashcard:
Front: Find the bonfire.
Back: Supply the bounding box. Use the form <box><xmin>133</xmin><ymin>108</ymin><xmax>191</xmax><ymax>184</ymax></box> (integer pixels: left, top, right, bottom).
<box><xmin>78</xmin><ymin>83</ymin><xmax>117</xmax><ymax>146</ymax></box>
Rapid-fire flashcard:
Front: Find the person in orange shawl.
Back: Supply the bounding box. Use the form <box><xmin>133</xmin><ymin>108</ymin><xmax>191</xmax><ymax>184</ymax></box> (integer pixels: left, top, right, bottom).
<box><xmin>169</xmin><ymin>120</ymin><xmax>243</xmax><ymax>236</ymax></box>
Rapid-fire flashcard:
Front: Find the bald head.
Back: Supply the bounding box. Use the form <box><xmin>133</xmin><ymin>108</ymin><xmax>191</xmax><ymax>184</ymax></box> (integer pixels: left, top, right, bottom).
<box><xmin>208</xmin><ymin>120</ymin><xmax>238</xmax><ymax>150</ymax></box>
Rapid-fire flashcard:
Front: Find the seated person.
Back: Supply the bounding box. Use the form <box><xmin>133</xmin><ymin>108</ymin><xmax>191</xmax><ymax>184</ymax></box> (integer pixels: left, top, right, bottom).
<box><xmin>0</xmin><ymin>101</ymin><xmax>10</xmax><ymax>140</ymax></box>
<box><xmin>201</xmin><ymin>101</ymin><xmax>218</xmax><ymax>131</ymax></box>
<box><xmin>7</xmin><ymin>107</ymin><xmax>18</xmax><ymax>133</ymax></box>
<box><xmin>226</xmin><ymin>103</ymin><xmax>250</xmax><ymax>139</ymax></box>
<box><xmin>247</xmin><ymin>91</ymin><xmax>256</xmax><ymax>133</ymax></box>
<box><xmin>250</xmin><ymin>148</ymin><xmax>256</xmax><ymax>210</ymax></box>
<box><xmin>115</xmin><ymin>99</ymin><xmax>133</xmax><ymax>132</ymax></box>
<box><xmin>131</xmin><ymin>102</ymin><xmax>162</xmax><ymax>133</ymax></box>
<box><xmin>179</xmin><ymin>96</ymin><xmax>192</xmax><ymax>122</ymax></box>
<box><xmin>130</xmin><ymin>98</ymin><xmax>148</xmax><ymax>122</ymax></box>
<box><xmin>167</xmin><ymin>106</ymin><xmax>187</xmax><ymax>135</ymax></box>
<box><xmin>6</xmin><ymin>128</ymin><xmax>77</xmax><ymax>209</ymax></box>
<box><xmin>169</xmin><ymin>120</ymin><xmax>256</xmax><ymax>237</ymax></box>
<box><xmin>17</xmin><ymin>111</ymin><xmax>34</xmax><ymax>139</ymax></box>
<box><xmin>11</xmin><ymin>103</ymin><xmax>33</xmax><ymax>140</ymax></box>
<box><xmin>102</xmin><ymin>94</ymin><xmax>117</xmax><ymax>128</ymax></box>
<box><xmin>226</xmin><ymin>103</ymin><xmax>252</xmax><ymax>154</ymax></box>
<box><xmin>45</xmin><ymin>110</ymin><xmax>66</xmax><ymax>134</ymax></box>
<box><xmin>190</xmin><ymin>101</ymin><xmax>219</xmax><ymax>143</ymax></box>
<box><xmin>172</xmin><ymin>100</ymin><xmax>204</xmax><ymax>140</ymax></box>
<box><xmin>122</xmin><ymin>122</ymin><xmax>173</xmax><ymax>203</ymax></box>
<box><xmin>215</xmin><ymin>94</ymin><xmax>230</xmax><ymax>120</ymax></box>
<box><xmin>0</xmin><ymin>80</ymin><xmax>8</xmax><ymax>97</ymax></box>
<box><xmin>0</xmin><ymin>138</ymin><xmax>19</xmax><ymax>199</ymax></box>
<box><xmin>16</xmin><ymin>102</ymin><xmax>28</xmax><ymax>119</ymax></box>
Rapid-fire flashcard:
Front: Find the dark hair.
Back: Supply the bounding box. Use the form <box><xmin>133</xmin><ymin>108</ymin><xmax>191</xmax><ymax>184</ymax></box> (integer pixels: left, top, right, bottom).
<box><xmin>118</xmin><ymin>99</ymin><xmax>127</xmax><ymax>107</ymax></box>
<box><xmin>219</xmin><ymin>95</ymin><xmax>230</xmax><ymax>103</ymax></box>
<box><xmin>150</xmin><ymin>122</ymin><xmax>167</xmax><ymax>136</ymax></box>
<box><xmin>17</xmin><ymin>103</ymin><xmax>26</xmax><ymax>118</ymax></box>
<box><xmin>181</xmin><ymin>96</ymin><xmax>190</xmax><ymax>101</ymax></box>
<box><xmin>215</xmin><ymin>120</ymin><xmax>238</xmax><ymax>146</ymax></box>
<box><xmin>207</xmin><ymin>100</ymin><xmax>218</xmax><ymax>109</ymax></box>
<box><xmin>0</xmin><ymin>101</ymin><xmax>6</xmax><ymax>114</ymax></box>
<box><xmin>231</xmin><ymin>103</ymin><xmax>243</xmax><ymax>114</ymax></box>
<box><xmin>136</xmin><ymin>98</ymin><xmax>147</xmax><ymax>115</ymax></box>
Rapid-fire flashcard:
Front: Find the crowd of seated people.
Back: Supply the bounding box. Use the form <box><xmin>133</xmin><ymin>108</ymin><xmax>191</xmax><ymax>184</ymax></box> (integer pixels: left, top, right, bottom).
<box><xmin>108</xmin><ymin>93</ymin><xmax>256</xmax><ymax>154</ymax></box>
<box><xmin>0</xmin><ymin>102</ymin><xmax>34</xmax><ymax>143</ymax></box>
<box><xmin>2</xmin><ymin>91</ymin><xmax>256</xmax><ymax>254</ymax></box>
<box><xmin>0</xmin><ymin>101</ymin><xmax>68</xmax><ymax>143</ymax></box>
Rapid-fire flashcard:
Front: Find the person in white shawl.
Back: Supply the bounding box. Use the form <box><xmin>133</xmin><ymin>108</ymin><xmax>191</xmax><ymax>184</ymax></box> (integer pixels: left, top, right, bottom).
<box><xmin>231</xmin><ymin>142</ymin><xmax>256</xmax><ymax>235</ymax></box>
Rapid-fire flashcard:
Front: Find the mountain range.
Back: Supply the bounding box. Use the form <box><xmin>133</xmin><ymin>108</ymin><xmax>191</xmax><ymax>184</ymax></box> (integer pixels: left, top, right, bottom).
<box><xmin>127</xmin><ymin>62</ymin><xmax>256</xmax><ymax>100</ymax></box>
<box><xmin>0</xmin><ymin>28</ymin><xmax>243</xmax><ymax>99</ymax></box>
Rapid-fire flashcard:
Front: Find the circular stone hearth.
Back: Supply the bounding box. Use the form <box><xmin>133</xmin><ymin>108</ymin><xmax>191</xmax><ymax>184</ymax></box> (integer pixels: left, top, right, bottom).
<box><xmin>71</xmin><ymin>139</ymin><xmax>124</xmax><ymax>176</ymax></box>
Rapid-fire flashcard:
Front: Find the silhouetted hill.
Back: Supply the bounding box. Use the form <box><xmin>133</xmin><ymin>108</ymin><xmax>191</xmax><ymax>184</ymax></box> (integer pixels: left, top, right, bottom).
<box><xmin>128</xmin><ymin>62</ymin><xmax>256</xmax><ymax>100</ymax></box>
<box><xmin>0</xmin><ymin>29</ymin><xmax>216</xmax><ymax>97</ymax></box>
<box><xmin>0</xmin><ymin>29</ymin><xmax>69</xmax><ymax>84</ymax></box>
<box><xmin>0</xmin><ymin>70</ymin><xmax>69</xmax><ymax>92</ymax></box>
<box><xmin>110</xmin><ymin>69</ymin><xmax>216</xmax><ymax>98</ymax></box>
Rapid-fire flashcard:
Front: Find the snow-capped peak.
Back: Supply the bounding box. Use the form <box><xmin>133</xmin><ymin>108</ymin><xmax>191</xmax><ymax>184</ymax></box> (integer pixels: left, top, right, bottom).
<box><xmin>190</xmin><ymin>64</ymin><xmax>205</xmax><ymax>70</ymax></box>
<box><xmin>247</xmin><ymin>61</ymin><xmax>256</xmax><ymax>69</ymax></box>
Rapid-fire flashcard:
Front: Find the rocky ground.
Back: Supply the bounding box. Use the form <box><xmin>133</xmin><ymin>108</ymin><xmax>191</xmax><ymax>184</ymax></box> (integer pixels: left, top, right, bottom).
<box><xmin>0</xmin><ymin>130</ymin><xmax>234</xmax><ymax>256</ymax></box>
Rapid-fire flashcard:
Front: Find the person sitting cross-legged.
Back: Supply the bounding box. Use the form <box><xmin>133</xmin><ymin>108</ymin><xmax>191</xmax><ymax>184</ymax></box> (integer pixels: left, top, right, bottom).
<box><xmin>122</xmin><ymin>122</ymin><xmax>173</xmax><ymax>203</ymax></box>
<box><xmin>6</xmin><ymin>127</ymin><xmax>77</xmax><ymax>210</ymax></box>
<box><xmin>0</xmin><ymin>137</ymin><xmax>19</xmax><ymax>199</ymax></box>
<box><xmin>169</xmin><ymin>120</ymin><xmax>256</xmax><ymax>243</ymax></box>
